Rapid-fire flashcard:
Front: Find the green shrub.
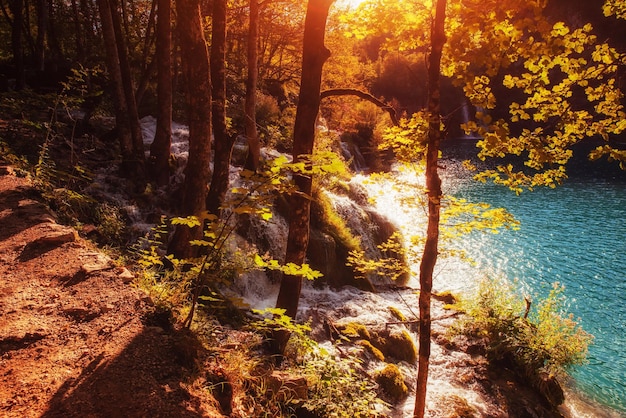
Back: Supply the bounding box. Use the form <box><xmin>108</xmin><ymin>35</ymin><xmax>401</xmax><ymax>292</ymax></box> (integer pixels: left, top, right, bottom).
<box><xmin>301</xmin><ymin>352</ymin><xmax>385</xmax><ymax>417</ymax></box>
<box><xmin>455</xmin><ymin>278</ymin><xmax>593</xmax><ymax>379</ymax></box>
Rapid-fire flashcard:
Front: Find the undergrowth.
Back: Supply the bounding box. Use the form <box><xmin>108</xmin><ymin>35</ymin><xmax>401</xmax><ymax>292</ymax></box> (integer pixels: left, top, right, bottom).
<box><xmin>453</xmin><ymin>277</ymin><xmax>593</xmax><ymax>379</ymax></box>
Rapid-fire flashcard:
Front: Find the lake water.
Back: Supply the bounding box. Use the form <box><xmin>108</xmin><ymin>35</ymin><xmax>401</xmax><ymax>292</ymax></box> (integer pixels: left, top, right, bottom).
<box><xmin>452</xmin><ymin>174</ymin><xmax>626</xmax><ymax>416</ymax></box>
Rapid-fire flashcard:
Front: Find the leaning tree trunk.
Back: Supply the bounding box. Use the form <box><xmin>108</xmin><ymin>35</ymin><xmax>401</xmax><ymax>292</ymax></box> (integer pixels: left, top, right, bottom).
<box><xmin>206</xmin><ymin>0</ymin><xmax>234</xmax><ymax>216</ymax></box>
<box><xmin>272</xmin><ymin>0</ymin><xmax>334</xmax><ymax>356</ymax></box>
<box><xmin>243</xmin><ymin>0</ymin><xmax>260</xmax><ymax>172</ymax></box>
<box><xmin>413</xmin><ymin>0</ymin><xmax>446</xmax><ymax>417</ymax></box>
<box><xmin>167</xmin><ymin>0</ymin><xmax>212</xmax><ymax>259</ymax></box>
<box><xmin>149</xmin><ymin>0</ymin><xmax>172</xmax><ymax>187</ymax></box>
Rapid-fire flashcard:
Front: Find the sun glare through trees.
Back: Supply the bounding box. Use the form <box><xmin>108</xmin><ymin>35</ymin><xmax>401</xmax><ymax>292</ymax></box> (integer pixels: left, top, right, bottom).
<box><xmin>337</xmin><ymin>0</ymin><xmax>370</xmax><ymax>9</ymax></box>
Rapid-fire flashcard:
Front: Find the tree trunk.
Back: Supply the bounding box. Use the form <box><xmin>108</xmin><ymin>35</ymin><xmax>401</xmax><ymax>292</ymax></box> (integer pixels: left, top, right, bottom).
<box><xmin>35</xmin><ymin>0</ymin><xmax>47</xmax><ymax>73</ymax></box>
<box><xmin>149</xmin><ymin>0</ymin><xmax>172</xmax><ymax>187</ymax></box>
<box><xmin>8</xmin><ymin>0</ymin><xmax>25</xmax><ymax>90</ymax></box>
<box><xmin>109</xmin><ymin>0</ymin><xmax>145</xmax><ymax>182</ymax></box>
<box><xmin>243</xmin><ymin>0</ymin><xmax>260</xmax><ymax>172</ymax></box>
<box><xmin>70</xmin><ymin>0</ymin><xmax>85</xmax><ymax>63</ymax></box>
<box><xmin>413</xmin><ymin>0</ymin><xmax>446</xmax><ymax>417</ymax></box>
<box><xmin>272</xmin><ymin>0</ymin><xmax>334</xmax><ymax>356</ymax></box>
<box><xmin>96</xmin><ymin>0</ymin><xmax>135</xmax><ymax>173</ymax></box>
<box><xmin>168</xmin><ymin>0</ymin><xmax>212</xmax><ymax>259</ymax></box>
<box><xmin>206</xmin><ymin>0</ymin><xmax>233</xmax><ymax>216</ymax></box>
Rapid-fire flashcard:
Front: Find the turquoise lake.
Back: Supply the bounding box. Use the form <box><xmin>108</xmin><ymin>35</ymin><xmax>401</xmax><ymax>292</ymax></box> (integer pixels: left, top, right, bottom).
<box><xmin>452</xmin><ymin>173</ymin><xmax>626</xmax><ymax>416</ymax></box>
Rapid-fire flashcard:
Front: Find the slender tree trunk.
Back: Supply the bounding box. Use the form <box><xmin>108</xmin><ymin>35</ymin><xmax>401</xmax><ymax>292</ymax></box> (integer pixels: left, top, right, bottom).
<box><xmin>135</xmin><ymin>0</ymin><xmax>157</xmax><ymax>106</ymax></box>
<box><xmin>8</xmin><ymin>0</ymin><xmax>25</xmax><ymax>90</ymax></box>
<box><xmin>272</xmin><ymin>0</ymin><xmax>334</xmax><ymax>356</ymax></box>
<box><xmin>35</xmin><ymin>0</ymin><xmax>47</xmax><ymax>73</ymax></box>
<box><xmin>206</xmin><ymin>0</ymin><xmax>233</xmax><ymax>216</ymax></box>
<box><xmin>78</xmin><ymin>0</ymin><xmax>93</xmax><ymax>61</ymax></box>
<box><xmin>46</xmin><ymin>0</ymin><xmax>60</xmax><ymax>66</ymax></box>
<box><xmin>70</xmin><ymin>0</ymin><xmax>85</xmax><ymax>63</ymax></box>
<box><xmin>109</xmin><ymin>0</ymin><xmax>145</xmax><ymax>182</ymax></box>
<box><xmin>96</xmin><ymin>0</ymin><xmax>135</xmax><ymax>171</ymax></box>
<box><xmin>168</xmin><ymin>0</ymin><xmax>212</xmax><ymax>259</ymax></box>
<box><xmin>413</xmin><ymin>0</ymin><xmax>446</xmax><ymax>417</ymax></box>
<box><xmin>149</xmin><ymin>0</ymin><xmax>171</xmax><ymax>186</ymax></box>
<box><xmin>243</xmin><ymin>0</ymin><xmax>260</xmax><ymax>171</ymax></box>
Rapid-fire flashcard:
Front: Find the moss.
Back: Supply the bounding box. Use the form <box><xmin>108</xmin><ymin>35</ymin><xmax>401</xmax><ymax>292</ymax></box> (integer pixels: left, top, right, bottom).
<box><xmin>356</xmin><ymin>339</ymin><xmax>385</xmax><ymax>361</ymax></box>
<box><xmin>338</xmin><ymin>322</ymin><xmax>371</xmax><ymax>340</ymax></box>
<box><xmin>374</xmin><ymin>363</ymin><xmax>408</xmax><ymax>403</ymax></box>
<box><xmin>372</xmin><ymin>329</ymin><xmax>417</xmax><ymax>364</ymax></box>
<box><xmin>445</xmin><ymin>394</ymin><xmax>478</xmax><ymax>418</ymax></box>
<box><xmin>433</xmin><ymin>290</ymin><xmax>457</xmax><ymax>305</ymax></box>
<box><xmin>312</xmin><ymin>189</ymin><xmax>361</xmax><ymax>251</ymax></box>
<box><xmin>388</xmin><ymin>306</ymin><xmax>407</xmax><ymax>322</ymax></box>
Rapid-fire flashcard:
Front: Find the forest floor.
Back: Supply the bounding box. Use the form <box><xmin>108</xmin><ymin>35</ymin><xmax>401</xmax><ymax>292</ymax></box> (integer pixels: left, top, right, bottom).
<box><xmin>0</xmin><ymin>160</ymin><xmax>223</xmax><ymax>417</ymax></box>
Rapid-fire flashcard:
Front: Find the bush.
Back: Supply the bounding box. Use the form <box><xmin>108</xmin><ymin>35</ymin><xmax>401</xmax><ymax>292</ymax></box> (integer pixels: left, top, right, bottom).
<box><xmin>455</xmin><ymin>278</ymin><xmax>593</xmax><ymax>380</ymax></box>
<box><xmin>302</xmin><ymin>352</ymin><xmax>386</xmax><ymax>417</ymax></box>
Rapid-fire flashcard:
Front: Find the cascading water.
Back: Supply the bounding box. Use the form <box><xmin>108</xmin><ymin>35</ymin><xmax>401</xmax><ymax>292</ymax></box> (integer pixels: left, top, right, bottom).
<box><xmin>118</xmin><ymin>117</ymin><xmax>622</xmax><ymax>416</ymax></box>
<box><xmin>228</xmin><ymin>163</ymin><xmax>534</xmax><ymax>417</ymax></box>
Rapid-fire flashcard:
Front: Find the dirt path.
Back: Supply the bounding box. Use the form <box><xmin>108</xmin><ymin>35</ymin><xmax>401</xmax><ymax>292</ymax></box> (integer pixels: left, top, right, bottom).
<box><xmin>0</xmin><ymin>162</ymin><xmax>217</xmax><ymax>417</ymax></box>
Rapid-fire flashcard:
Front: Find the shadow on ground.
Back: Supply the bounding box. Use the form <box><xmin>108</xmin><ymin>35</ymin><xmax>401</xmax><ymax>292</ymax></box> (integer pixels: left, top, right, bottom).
<box><xmin>41</xmin><ymin>326</ymin><xmax>211</xmax><ymax>418</ymax></box>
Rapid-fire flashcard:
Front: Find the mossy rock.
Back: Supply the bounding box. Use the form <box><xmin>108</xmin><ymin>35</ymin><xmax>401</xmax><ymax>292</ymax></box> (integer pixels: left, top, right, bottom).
<box><xmin>375</xmin><ymin>363</ymin><xmax>408</xmax><ymax>403</ymax></box>
<box><xmin>388</xmin><ymin>306</ymin><xmax>407</xmax><ymax>322</ymax></box>
<box><xmin>338</xmin><ymin>322</ymin><xmax>371</xmax><ymax>340</ymax></box>
<box><xmin>445</xmin><ymin>394</ymin><xmax>477</xmax><ymax>418</ymax></box>
<box><xmin>371</xmin><ymin>328</ymin><xmax>417</xmax><ymax>364</ymax></box>
<box><xmin>433</xmin><ymin>290</ymin><xmax>457</xmax><ymax>305</ymax></box>
<box><xmin>356</xmin><ymin>339</ymin><xmax>385</xmax><ymax>361</ymax></box>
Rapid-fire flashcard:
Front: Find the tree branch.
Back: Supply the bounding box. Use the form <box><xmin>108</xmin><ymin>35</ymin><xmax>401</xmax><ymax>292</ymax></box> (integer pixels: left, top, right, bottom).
<box><xmin>320</xmin><ymin>88</ymin><xmax>399</xmax><ymax>126</ymax></box>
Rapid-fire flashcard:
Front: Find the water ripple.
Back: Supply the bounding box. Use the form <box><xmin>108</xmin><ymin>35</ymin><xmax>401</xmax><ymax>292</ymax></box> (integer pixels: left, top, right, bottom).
<box><xmin>454</xmin><ymin>179</ymin><xmax>626</xmax><ymax>415</ymax></box>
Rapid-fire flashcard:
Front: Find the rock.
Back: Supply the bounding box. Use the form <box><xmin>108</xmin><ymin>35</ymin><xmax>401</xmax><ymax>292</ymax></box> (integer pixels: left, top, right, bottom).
<box><xmin>118</xmin><ymin>267</ymin><xmax>135</xmax><ymax>283</ymax></box>
<box><xmin>265</xmin><ymin>371</ymin><xmax>308</xmax><ymax>402</ymax></box>
<box><xmin>372</xmin><ymin>328</ymin><xmax>417</xmax><ymax>364</ymax></box>
<box><xmin>25</xmin><ymin>225</ymin><xmax>77</xmax><ymax>248</ymax></box>
<box><xmin>19</xmin><ymin>225</ymin><xmax>78</xmax><ymax>260</ymax></box>
<box><xmin>63</xmin><ymin>306</ymin><xmax>100</xmax><ymax>322</ymax></box>
<box><xmin>433</xmin><ymin>290</ymin><xmax>457</xmax><ymax>305</ymax></box>
<box><xmin>535</xmin><ymin>372</ymin><xmax>565</xmax><ymax>407</ymax></box>
<box><xmin>80</xmin><ymin>253</ymin><xmax>113</xmax><ymax>275</ymax></box>
<box><xmin>374</xmin><ymin>363</ymin><xmax>409</xmax><ymax>403</ymax></box>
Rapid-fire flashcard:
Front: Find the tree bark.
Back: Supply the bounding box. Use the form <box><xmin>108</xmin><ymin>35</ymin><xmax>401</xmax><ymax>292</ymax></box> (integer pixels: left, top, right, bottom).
<box><xmin>35</xmin><ymin>0</ymin><xmax>47</xmax><ymax>73</ymax></box>
<box><xmin>206</xmin><ymin>0</ymin><xmax>234</xmax><ymax>216</ymax></box>
<box><xmin>149</xmin><ymin>0</ymin><xmax>172</xmax><ymax>187</ymax></box>
<box><xmin>8</xmin><ymin>0</ymin><xmax>25</xmax><ymax>90</ymax></box>
<box><xmin>272</xmin><ymin>0</ymin><xmax>334</xmax><ymax>356</ymax></box>
<box><xmin>109</xmin><ymin>0</ymin><xmax>145</xmax><ymax>182</ymax></box>
<box><xmin>168</xmin><ymin>0</ymin><xmax>212</xmax><ymax>259</ymax></box>
<box><xmin>70</xmin><ymin>0</ymin><xmax>85</xmax><ymax>63</ymax></box>
<box><xmin>413</xmin><ymin>0</ymin><xmax>446</xmax><ymax>417</ymax></box>
<box><xmin>96</xmin><ymin>0</ymin><xmax>135</xmax><ymax>173</ymax></box>
<box><xmin>243</xmin><ymin>0</ymin><xmax>260</xmax><ymax>172</ymax></box>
